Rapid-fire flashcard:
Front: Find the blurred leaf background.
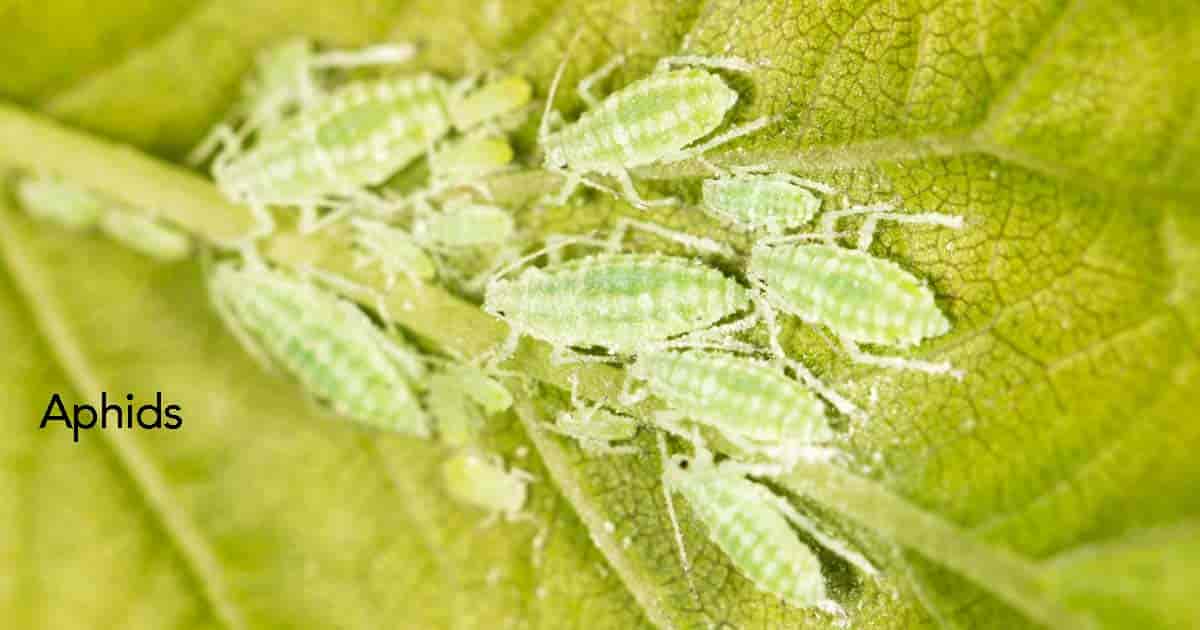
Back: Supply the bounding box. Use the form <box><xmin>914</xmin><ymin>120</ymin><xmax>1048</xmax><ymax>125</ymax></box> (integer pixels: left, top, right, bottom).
<box><xmin>1</xmin><ymin>0</ymin><xmax>1198</xmax><ymax>628</ymax></box>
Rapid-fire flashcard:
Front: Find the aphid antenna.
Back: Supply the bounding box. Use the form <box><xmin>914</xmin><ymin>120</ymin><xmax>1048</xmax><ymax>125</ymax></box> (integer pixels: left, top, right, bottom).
<box><xmin>656</xmin><ymin>433</ymin><xmax>702</xmax><ymax>606</ymax></box>
<box><xmin>664</xmin><ymin>115</ymin><xmax>778</xmax><ymax>165</ymax></box>
<box><xmin>486</xmin><ymin>231</ymin><xmax>600</xmax><ymax>283</ymax></box>
<box><xmin>654</xmin><ymin>54</ymin><xmax>762</xmax><ymax>74</ymax></box>
<box><xmin>758</xmin><ymin>230</ymin><xmax>856</xmax><ymax>247</ymax></box>
<box><xmin>538</xmin><ymin>30</ymin><xmax>584</xmax><ymax>144</ymax></box>
<box><xmin>607</xmin><ymin>218</ymin><xmax>736</xmax><ymax>259</ymax></box>
<box><xmin>840</xmin><ymin>337</ymin><xmax>965</xmax><ymax>381</ymax></box>
<box><xmin>747</xmin><ymin>479</ymin><xmax>881</xmax><ymax>578</ymax></box>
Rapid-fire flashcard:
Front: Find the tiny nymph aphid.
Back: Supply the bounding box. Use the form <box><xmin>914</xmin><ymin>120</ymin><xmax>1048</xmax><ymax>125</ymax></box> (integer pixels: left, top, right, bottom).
<box><xmin>441</xmin><ymin>450</ymin><xmax>533</xmax><ymax>523</ymax></box>
<box><xmin>700</xmin><ymin>169</ymin><xmax>837</xmax><ymax>235</ymax></box>
<box><xmin>98</xmin><ymin>210</ymin><xmax>193</xmax><ymax>262</ymax></box>
<box><xmin>15</xmin><ymin>173</ymin><xmax>106</xmax><ymax>231</ymax></box>
<box><xmin>208</xmin><ymin>261</ymin><xmax>430</xmax><ymax>436</ymax></box>
<box><xmin>537</xmin><ymin>38</ymin><xmax>773</xmax><ymax>208</ymax></box>
<box><xmin>543</xmin><ymin>375</ymin><xmax>639</xmax><ymax>456</ymax></box>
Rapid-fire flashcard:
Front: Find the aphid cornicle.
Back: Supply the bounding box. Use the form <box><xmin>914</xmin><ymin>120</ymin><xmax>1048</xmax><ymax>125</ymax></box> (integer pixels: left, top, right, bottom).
<box><xmin>15</xmin><ymin>174</ymin><xmax>106</xmax><ymax>231</ymax></box>
<box><xmin>625</xmin><ymin>350</ymin><xmax>833</xmax><ymax>464</ymax></box>
<box><xmin>538</xmin><ymin>41</ymin><xmax>772</xmax><ymax>208</ymax></box>
<box><xmin>483</xmin><ymin>252</ymin><xmax>755</xmax><ymax>363</ymax></box>
<box><xmin>208</xmin><ymin>262</ymin><xmax>430</xmax><ymax>436</ymax></box>
<box><xmin>658</xmin><ymin>438</ymin><xmax>849</xmax><ymax>614</ymax></box>
<box><xmin>441</xmin><ymin>450</ymin><xmax>531</xmax><ymax>522</ymax></box>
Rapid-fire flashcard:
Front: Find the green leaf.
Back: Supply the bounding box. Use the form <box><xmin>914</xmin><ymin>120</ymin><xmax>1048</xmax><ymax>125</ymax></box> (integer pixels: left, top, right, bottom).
<box><xmin>1</xmin><ymin>1</ymin><xmax>1197</xmax><ymax>629</ymax></box>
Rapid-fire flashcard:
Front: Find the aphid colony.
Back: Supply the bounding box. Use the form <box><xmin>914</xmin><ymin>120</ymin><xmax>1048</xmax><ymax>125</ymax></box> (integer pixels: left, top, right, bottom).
<box><xmin>12</xmin><ymin>36</ymin><xmax>969</xmax><ymax>618</ymax></box>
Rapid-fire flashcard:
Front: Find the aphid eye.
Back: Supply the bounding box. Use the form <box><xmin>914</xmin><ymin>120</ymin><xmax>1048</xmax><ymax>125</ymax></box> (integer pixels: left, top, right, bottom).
<box><xmin>677</xmin><ymin>459</ymin><xmax>689</xmax><ymax>470</ymax></box>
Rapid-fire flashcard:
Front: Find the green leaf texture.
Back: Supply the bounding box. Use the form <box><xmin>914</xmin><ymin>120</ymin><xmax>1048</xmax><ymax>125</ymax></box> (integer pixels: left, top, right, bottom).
<box><xmin>1</xmin><ymin>1</ymin><xmax>1197</xmax><ymax>629</ymax></box>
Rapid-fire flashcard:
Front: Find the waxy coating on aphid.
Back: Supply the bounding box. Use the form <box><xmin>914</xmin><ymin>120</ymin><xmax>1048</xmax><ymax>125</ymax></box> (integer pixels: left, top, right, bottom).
<box><xmin>99</xmin><ymin>211</ymin><xmax>193</xmax><ymax>262</ymax></box>
<box><xmin>441</xmin><ymin>450</ymin><xmax>529</xmax><ymax>519</ymax></box>
<box><xmin>208</xmin><ymin>263</ymin><xmax>430</xmax><ymax>436</ymax></box>
<box><xmin>750</xmin><ymin>243</ymin><xmax>950</xmax><ymax>348</ymax></box>
<box><xmin>15</xmin><ymin>174</ymin><xmax>106</xmax><ymax>231</ymax></box>
<box><xmin>629</xmin><ymin>350</ymin><xmax>833</xmax><ymax>456</ymax></box>
<box><xmin>701</xmin><ymin>173</ymin><xmax>823</xmax><ymax>234</ymax></box>
<box><xmin>484</xmin><ymin>253</ymin><xmax>752</xmax><ymax>355</ymax></box>
<box><xmin>660</xmin><ymin>447</ymin><xmax>834</xmax><ymax>611</ymax></box>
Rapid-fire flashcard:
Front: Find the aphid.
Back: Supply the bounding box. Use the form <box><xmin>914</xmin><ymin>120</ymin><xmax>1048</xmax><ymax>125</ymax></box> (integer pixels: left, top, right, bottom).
<box><xmin>700</xmin><ymin>169</ymin><xmax>837</xmax><ymax>235</ymax></box>
<box><xmin>351</xmin><ymin>217</ymin><xmax>437</xmax><ymax>287</ymax></box>
<box><xmin>14</xmin><ymin>173</ymin><xmax>106</xmax><ymax>230</ymax></box>
<box><xmin>424</xmin><ymin>135</ymin><xmax>515</xmax><ymax>198</ymax></box>
<box><xmin>208</xmin><ymin>261</ymin><xmax>430</xmax><ymax>435</ymax></box>
<box><xmin>748</xmin><ymin>205</ymin><xmax>965</xmax><ymax>377</ymax></box>
<box><xmin>441</xmin><ymin>450</ymin><xmax>532</xmax><ymax>523</ymax></box>
<box><xmin>483</xmin><ymin>252</ymin><xmax>756</xmax><ymax>365</ymax></box>
<box><xmin>426</xmin><ymin>363</ymin><xmax>513</xmax><ymax>447</ymax></box>
<box><xmin>658</xmin><ymin>436</ymin><xmax>875</xmax><ymax>614</ymax></box>
<box><xmin>624</xmin><ymin>350</ymin><xmax>833</xmax><ymax>464</ymax></box>
<box><xmin>209</xmin><ymin>71</ymin><xmax>531</xmax><ymax>233</ymax></box>
<box><xmin>538</xmin><ymin>41</ymin><xmax>773</xmax><ymax>208</ymax></box>
<box><xmin>188</xmin><ymin>38</ymin><xmax>417</xmax><ymax>165</ymax></box>
<box><xmin>98</xmin><ymin>211</ymin><xmax>193</xmax><ymax>262</ymax></box>
<box><xmin>543</xmin><ymin>375</ymin><xmax>639</xmax><ymax>455</ymax></box>
<box><xmin>427</xmin><ymin>371</ymin><xmax>486</xmax><ymax>447</ymax></box>
<box><xmin>414</xmin><ymin>201</ymin><xmax>515</xmax><ymax>249</ymax></box>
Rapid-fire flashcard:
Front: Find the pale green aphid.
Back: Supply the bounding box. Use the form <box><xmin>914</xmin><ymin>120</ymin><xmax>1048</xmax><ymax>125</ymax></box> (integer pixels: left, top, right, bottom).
<box><xmin>700</xmin><ymin>170</ymin><xmax>837</xmax><ymax>235</ymax></box>
<box><xmin>624</xmin><ymin>350</ymin><xmax>833</xmax><ymax>465</ymax></box>
<box><xmin>544</xmin><ymin>375</ymin><xmax>639</xmax><ymax>456</ymax></box>
<box><xmin>427</xmin><ymin>363</ymin><xmax>513</xmax><ymax>446</ymax></box>
<box><xmin>209</xmin><ymin>71</ymin><xmax>532</xmax><ymax>233</ymax></box>
<box><xmin>748</xmin><ymin>206</ymin><xmax>965</xmax><ymax>378</ymax></box>
<box><xmin>483</xmin><ymin>252</ymin><xmax>756</xmax><ymax>365</ymax></box>
<box><xmin>425</xmin><ymin>135</ymin><xmax>514</xmax><ymax>196</ymax></box>
<box><xmin>441</xmin><ymin>450</ymin><xmax>532</xmax><ymax>522</ymax></box>
<box><xmin>188</xmin><ymin>38</ymin><xmax>417</xmax><ymax>166</ymax></box>
<box><xmin>415</xmin><ymin>201</ymin><xmax>515</xmax><ymax>248</ymax></box>
<box><xmin>351</xmin><ymin>217</ymin><xmax>437</xmax><ymax>287</ymax></box>
<box><xmin>538</xmin><ymin>39</ymin><xmax>773</xmax><ymax>208</ymax></box>
<box><xmin>427</xmin><ymin>371</ymin><xmax>486</xmax><ymax>447</ymax></box>
<box><xmin>15</xmin><ymin>173</ymin><xmax>106</xmax><ymax>230</ymax></box>
<box><xmin>658</xmin><ymin>437</ymin><xmax>874</xmax><ymax>614</ymax></box>
<box><xmin>208</xmin><ymin>261</ymin><xmax>431</xmax><ymax>436</ymax></box>
<box><xmin>98</xmin><ymin>211</ymin><xmax>192</xmax><ymax>262</ymax></box>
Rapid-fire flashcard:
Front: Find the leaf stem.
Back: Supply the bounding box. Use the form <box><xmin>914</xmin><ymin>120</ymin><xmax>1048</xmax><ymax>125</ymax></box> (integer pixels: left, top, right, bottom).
<box><xmin>777</xmin><ymin>462</ymin><xmax>1096</xmax><ymax>630</ymax></box>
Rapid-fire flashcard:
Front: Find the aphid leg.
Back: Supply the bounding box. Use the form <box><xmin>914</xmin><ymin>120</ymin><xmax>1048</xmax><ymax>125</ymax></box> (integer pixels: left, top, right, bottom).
<box><xmin>655</xmin><ymin>55</ymin><xmax>759</xmax><ymax>74</ymax></box>
<box><xmin>577</xmin><ymin>54</ymin><xmax>626</xmax><ymax>109</ymax></box>
<box><xmin>613</xmin><ymin>168</ymin><xmax>677</xmax><ymax>208</ymax></box>
<box><xmin>187</xmin><ymin>122</ymin><xmax>236</xmax><ymax>167</ymax></box>
<box><xmin>606</xmin><ymin>218</ymin><xmax>733</xmax><ymax>258</ymax></box>
<box><xmin>309</xmin><ymin>42</ymin><xmax>417</xmax><ymax>69</ymax></box>
<box><xmin>839</xmin><ymin>337</ymin><xmax>965</xmax><ymax>380</ymax></box>
<box><xmin>781</xmin><ymin>175</ymin><xmax>838</xmax><ymax>195</ymax></box>
<box><xmin>664</xmin><ymin>115</ymin><xmax>776</xmax><ymax>164</ymax></box>
<box><xmin>550</xmin><ymin>346</ymin><xmax>617</xmax><ymax>366</ymax></box>
<box><xmin>656</xmin><ymin>433</ymin><xmax>702</xmax><ymax>604</ymax></box>
<box><xmin>748</xmin><ymin>482</ymin><xmax>880</xmax><ymax>579</ymax></box>
<box><xmin>853</xmin><ymin>211</ymin><xmax>964</xmax><ymax>250</ymax></box>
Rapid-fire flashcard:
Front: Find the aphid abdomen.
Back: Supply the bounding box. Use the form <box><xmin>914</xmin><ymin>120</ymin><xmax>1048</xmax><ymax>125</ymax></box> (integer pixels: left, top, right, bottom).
<box><xmin>221</xmin><ymin>76</ymin><xmax>450</xmax><ymax>201</ymax></box>
<box><xmin>212</xmin><ymin>265</ymin><xmax>429</xmax><ymax>435</ymax></box>
<box><xmin>15</xmin><ymin>175</ymin><xmax>106</xmax><ymax>230</ymax></box>
<box><xmin>547</xmin><ymin>69</ymin><xmax>738</xmax><ymax>171</ymax></box>
<box><xmin>701</xmin><ymin>174</ymin><xmax>822</xmax><ymax>233</ymax></box>
<box><xmin>485</xmin><ymin>254</ymin><xmax>751</xmax><ymax>352</ymax></box>
<box><xmin>751</xmin><ymin>244</ymin><xmax>950</xmax><ymax>348</ymax></box>
<box><xmin>421</xmin><ymin>203</ymin><xmax>514</xmax><ymax>247</ymax></box>
<box><xmin>670</xmin><ymin>468</ymin><xmax>826</xmax><ymax>607</ymax></box>
<box><xmin>633</xmin><ymin>351</ymin><xmax>831</xmax><ymax>444</ymax></box>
